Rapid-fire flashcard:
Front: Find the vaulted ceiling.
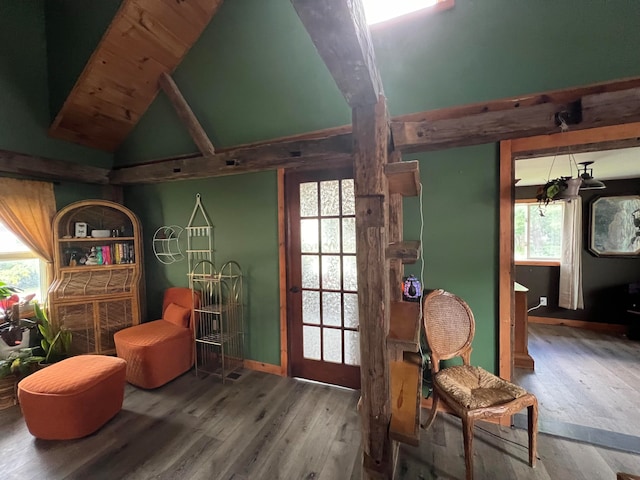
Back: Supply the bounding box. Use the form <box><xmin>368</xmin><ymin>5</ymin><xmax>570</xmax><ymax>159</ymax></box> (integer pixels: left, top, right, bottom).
<box><xmin>3</xmin><ymin>0</ymin><xmax>640</xmax><ymax>185</ymax></box>
<box><xmin>48</xmin><ymin>0</ymin><xmax>223</xmax><ymax>152</ymax></box>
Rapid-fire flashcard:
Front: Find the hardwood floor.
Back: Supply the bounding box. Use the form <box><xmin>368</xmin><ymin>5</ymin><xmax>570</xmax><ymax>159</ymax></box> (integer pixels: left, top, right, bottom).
<box><xmin>2</xmin><ymin>362</ymin><xmax>639</xmax><ymax>479</ymax></box>
<box><xmin>514</xmin><ymin>324</ymin><xmax>640</xmax><ymax>438</ymax></box>
<box><xmin>0</xmin><ymin>370</ymin><xmax>361</xmax><ymax>480</ymax></box>
<box><xmin>398</xmin><ymin>414</ymin><xmax>640</xmax><ymax>479</ymax></box>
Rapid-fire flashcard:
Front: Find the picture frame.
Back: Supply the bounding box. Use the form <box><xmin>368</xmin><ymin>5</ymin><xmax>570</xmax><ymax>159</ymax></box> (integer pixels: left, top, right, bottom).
<box><xmin>74</xmin><ymin>222</ymin><xmax>88</xmax><ymax>238</ymax></box>
<box><xmin>589</xmin><ymin>195</ymin><xmax>640</xmax><ymax>257</ymax></box>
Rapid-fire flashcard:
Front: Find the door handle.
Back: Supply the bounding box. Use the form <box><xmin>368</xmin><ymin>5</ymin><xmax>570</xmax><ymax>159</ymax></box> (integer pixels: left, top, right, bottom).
<box><xmin>289</xmin><ymin>286</ymin><xmax>301</xmax><ymax>293</ymax></box>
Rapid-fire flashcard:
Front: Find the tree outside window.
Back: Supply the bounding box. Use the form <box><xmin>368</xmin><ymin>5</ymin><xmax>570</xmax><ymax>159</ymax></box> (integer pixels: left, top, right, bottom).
<box><xmin>0</xmin><ymin>222</ymin><xmax>44</xmax><ymax>301</ymax></box>
<box><xmin>514</xmin><ymin>202</ymin><xmax>563</xmax><ymax>261</ymax></box>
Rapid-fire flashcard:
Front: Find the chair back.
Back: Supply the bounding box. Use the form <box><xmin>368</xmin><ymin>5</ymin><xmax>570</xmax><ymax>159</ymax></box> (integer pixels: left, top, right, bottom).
<box><xmin>162</xmin><ymin>287</ymin><xmax>198</xmax><ymax>329</ymax></box>
<box><xmin>423</xmin><ymin>289</ymin><xmax>475</xmax><ymax>371</ymax></box>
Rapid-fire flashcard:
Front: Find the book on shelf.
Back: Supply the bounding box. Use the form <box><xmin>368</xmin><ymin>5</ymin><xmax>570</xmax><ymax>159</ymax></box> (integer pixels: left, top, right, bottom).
<box><xmin>64</xmin><ymin>241</ymin><xmax>135</xmax><ymax>266</ymax></box>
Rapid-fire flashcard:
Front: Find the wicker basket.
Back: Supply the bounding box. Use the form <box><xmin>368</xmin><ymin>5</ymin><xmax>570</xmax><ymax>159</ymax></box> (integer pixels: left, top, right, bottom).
<box><xmin>0</xmin><ymin>374</ymin><xmax>19</xmax><ymax>410</ymax></box>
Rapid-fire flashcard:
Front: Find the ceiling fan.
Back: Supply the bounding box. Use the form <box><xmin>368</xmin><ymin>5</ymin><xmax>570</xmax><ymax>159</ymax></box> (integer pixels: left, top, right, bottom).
<box><xmin>578</xmin><ymin>161</ymin><xmax>606</xmax><ymax>190</ymax></box>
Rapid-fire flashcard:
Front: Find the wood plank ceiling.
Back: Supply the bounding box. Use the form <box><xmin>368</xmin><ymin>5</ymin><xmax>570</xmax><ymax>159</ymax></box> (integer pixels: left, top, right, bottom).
<box><xmin>48</xmin><ymin>0</ymin><xmax>224</xmax><ymax>152</ymax></box>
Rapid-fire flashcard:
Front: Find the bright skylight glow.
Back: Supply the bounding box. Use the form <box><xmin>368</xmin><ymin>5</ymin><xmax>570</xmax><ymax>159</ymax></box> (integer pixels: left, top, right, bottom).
<box><xmin>362</xmin><ymin>0</ymin><xmax>438</xmax><ymax>25</ymax></box>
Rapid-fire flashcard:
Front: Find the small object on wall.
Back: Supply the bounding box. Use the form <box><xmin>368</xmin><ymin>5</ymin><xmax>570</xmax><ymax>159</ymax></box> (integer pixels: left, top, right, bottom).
<box><xmin>152</xmin><ymin>225</ymin><xmax>185</xmax><ymax>265</ymax></box>
<box><xmin>403</xmin><ymin>275</ymin><xmax>422</xmax><ymax>302</ymax></box>
<box><xmin>187</xmin><ymin>194</ymin><xmax>214</xmax><ymax>277</ymax></box>
<box><xmin>74</xmin><ymin>222</ymin><xmax>87</xmax><ymax>238</ymax></box>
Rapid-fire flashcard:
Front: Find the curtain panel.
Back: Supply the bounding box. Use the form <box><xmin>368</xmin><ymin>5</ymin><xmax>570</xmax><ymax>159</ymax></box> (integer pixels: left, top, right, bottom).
<box><xmin>558</xmin><ymin>196</ymin><xmax>584</xmax><ymax>310</ymax></box>
<box><xmin>0</xmin><ymin>178</ymin><xmax>56</xmax><ymax>286</ymax></box>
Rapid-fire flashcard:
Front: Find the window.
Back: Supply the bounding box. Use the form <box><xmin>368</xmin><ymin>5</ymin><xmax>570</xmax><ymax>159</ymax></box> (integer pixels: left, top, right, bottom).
<box><xmin>0</xmin><ymin>222</ymin><xmax>45</xmax><ymax>302</ymax></box>
<box><xmin>514</xmin><ymin>202</ymin><xmax>563</xmax><ymax>262</ymax></box>
<box><xmin>362</xmin><ymin>0</ymin><xmax>453</xmax><ymax>25</ymax></box>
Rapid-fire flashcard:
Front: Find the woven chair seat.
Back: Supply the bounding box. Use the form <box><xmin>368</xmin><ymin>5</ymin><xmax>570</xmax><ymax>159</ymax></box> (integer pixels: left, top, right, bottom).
<box><xmin>434</xmin><ymin>365</ymin><xmax>528</xmax><ymax>410</ymax></box>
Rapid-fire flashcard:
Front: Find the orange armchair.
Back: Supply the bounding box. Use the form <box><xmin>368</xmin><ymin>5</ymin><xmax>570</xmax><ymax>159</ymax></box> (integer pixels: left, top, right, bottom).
<box><xmin>114</xmin><ymin>287</ymin><xmax>196</xmax><ymax>389</ymax></box>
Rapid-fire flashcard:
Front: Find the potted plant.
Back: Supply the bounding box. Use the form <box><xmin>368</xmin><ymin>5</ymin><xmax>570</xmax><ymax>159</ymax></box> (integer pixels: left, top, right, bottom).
<box><xmin>0</xmin><ymin>282</ymin><xmax>40</xmax><ymax>350</ymax></box>
<box><xmin>536</xmin><ymin>177</ymin><xmax>582</xmax><ymax>214</ymax></box>
<box><xmin>35</xmin><ymin>304</ymin><xmax>72</xmax><ymax>364</ymax></box>
<box><xmin>0</xmin><ymin>347</ymin><xmax>44</xmax><ymax>378</ymax></box>
<box><xmin>0</xmin><ymin>281</ymin><xmax>21</xmax><ymax>324</ymax></box>
<box><xmin>0</xmin><ymin>347</ymin><xmax>43</xmax><ymax>409</ymax></box>
<box><xmin>536</xmin><ymin>177</ymin><xmax>567</xmax><ymax>206</ymax></box>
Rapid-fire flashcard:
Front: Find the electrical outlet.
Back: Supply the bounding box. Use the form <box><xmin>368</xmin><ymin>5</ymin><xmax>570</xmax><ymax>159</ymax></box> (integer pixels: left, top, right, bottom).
<box><xmin>540</xmin><ymin>296</ymin><xmax>548</xmax><ymax>306</ymax></box>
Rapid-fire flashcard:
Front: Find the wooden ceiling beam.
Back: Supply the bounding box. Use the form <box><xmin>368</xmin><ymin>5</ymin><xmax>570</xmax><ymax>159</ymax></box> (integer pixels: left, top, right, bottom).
<box><xmin>11</xmin><ymin>78</ymin><xmax>640</xmax><ymax>185</ymax></box>
<box><xmin>291</xmin><ymin>0</ymin><xmax>383</xmax><ymax>108</ymax></box>
<box><xmin>107</xmin><ymin>78</ymin><xmax>640</xmax><ymax>186</ymax></box>
<box><xmin>0</xmin><ymin>150</ymin><xmax>110</xmax><ymax>185</ymax></box>
<box><xmin>392</xmin><ymin>84</ymin><xmax>640</xmax><ymax>153</ymax></box>
<box><xmin>511</xmin><ymin>122</ymin><xmax>640</xmax><ymax>159</ymax></box>
<box><xmin>159</xmin><ymin>73</ymin><xmax>215</xmax><ymax>155</ymax></box>
<box><xmin>109</xmin><ymin>133</ymin><xmax>353</xmax><ymax>184</ymax></box>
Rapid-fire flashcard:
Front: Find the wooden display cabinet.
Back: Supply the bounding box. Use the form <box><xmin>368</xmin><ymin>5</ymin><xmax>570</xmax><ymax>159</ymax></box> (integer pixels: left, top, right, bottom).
<box><xmin>48</xmin><ymin>200</ymin><xmax>144</xmax><ymax>355</ymax></box>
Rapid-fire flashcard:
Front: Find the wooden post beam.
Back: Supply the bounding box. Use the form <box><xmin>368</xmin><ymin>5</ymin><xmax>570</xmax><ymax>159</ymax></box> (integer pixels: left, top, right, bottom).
<box><xmin>388</xmin><ymin>150</ymin><xmax>403</xmax><ymax>303</ymax></box>
<box><xmin>353</xmin><ymin>95</ymin><xmax>393</xmax><ymax>478</ymax></box>
<box><xmin>159</xmin><ymin>72</ymin><xmax>216</xmax><ymax>156</ymax></box>
<box><xmin>292</xmin><ymin>2</ymin><xmax>395</xmax><ymax>477</ymax></box>
<box><xmin>0</xmin><ymin>150</ymin><xmax>110</xmax><ymax>185</ymax></box>
<box><xmin>291</xmin><ymin>0</ymin><xmax>383</xmax><ymax>108</ymax></box>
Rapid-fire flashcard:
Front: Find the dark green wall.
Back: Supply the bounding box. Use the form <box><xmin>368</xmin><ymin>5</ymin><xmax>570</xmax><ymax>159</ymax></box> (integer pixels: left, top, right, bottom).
<box><xmin>53</xmin><ymin>183</ymin><xmax>107</xmax><ymax>211</ymax></box>
<box><xmin>124</xmin><ymin>172</ymin><xmax>280</xmax><ymax>365</ymax></box>
<box><xmin>373</xmin><ymin>0</ymin><xmax>640</xmax><ymax>115</ymax></box>
<box><xmin>404</xmin><ymin>145</ymin><xmax>498</xmax><ymax>372</ymax></box>
<box><xmin>0</xmin><ymin>1</ymin><xmax>112</xmax><ymax>167</ymax></box>
<box><xmin>115</xmin><ymin>0</ymin><xmax>351</xmax><ymax>164</ymax></box>
<box><xmin>45</xmin><ymin>0</ymin><xmax>122</xmax><ymax>120</ymax></box>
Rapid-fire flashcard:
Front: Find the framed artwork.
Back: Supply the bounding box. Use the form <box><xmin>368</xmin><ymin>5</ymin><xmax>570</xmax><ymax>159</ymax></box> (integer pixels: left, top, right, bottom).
<box><xmin>589</xmin><ymin>195</ymin><xmax>640</xmax><ymax>257</ymax></box>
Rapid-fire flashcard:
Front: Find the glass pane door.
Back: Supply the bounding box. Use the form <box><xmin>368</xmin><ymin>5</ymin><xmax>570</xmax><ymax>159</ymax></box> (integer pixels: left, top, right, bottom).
<box><xmin>286</xmin><ymin>168</ymin><xmax>360</xmax><ymax>389</ymax></box>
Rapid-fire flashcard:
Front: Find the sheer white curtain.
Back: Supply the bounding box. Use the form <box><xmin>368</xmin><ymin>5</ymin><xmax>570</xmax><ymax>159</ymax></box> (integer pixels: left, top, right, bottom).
<box><xmin>558</xmin><ymin>196</ymin><xmax>584</xmax><ymax>309</ymax></box>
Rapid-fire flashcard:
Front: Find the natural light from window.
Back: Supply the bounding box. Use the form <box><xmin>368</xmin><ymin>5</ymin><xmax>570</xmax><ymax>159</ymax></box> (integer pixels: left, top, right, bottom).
<box><xmin>0</xmin><ymin>222</ymin><xmax>44</xmax><ymax>302</ymax></box>
<box><xmin>514</xmin><ymin>202</ymin><xmax>563</xmax><ymax>262</ymax></box>
<box><xmin>362</xmin><ymin>0</ymin><xmax>440</xmax><ymax>25</ymax></box>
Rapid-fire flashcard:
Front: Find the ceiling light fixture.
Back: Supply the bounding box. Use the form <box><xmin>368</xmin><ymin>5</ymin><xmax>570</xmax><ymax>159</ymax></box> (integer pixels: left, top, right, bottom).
<box><xmin>578</xmin><ymin>161</ymin><xmax>607</xmax><ymax>190</ymax></box>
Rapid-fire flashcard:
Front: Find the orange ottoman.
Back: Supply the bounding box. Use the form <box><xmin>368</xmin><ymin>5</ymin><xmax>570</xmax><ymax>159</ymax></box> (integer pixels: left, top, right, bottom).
<box><xmin>18</xmin><ymin>355</ymin><xmax>126</xmax><ymax>440</ymax></box>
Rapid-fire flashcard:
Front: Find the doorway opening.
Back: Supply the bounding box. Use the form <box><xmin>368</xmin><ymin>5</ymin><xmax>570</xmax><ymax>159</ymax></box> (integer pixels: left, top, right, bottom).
<box><xmin>499</xmin><ymin>122</ymin><xmax>640</xmax><ymax>450</ymax></box>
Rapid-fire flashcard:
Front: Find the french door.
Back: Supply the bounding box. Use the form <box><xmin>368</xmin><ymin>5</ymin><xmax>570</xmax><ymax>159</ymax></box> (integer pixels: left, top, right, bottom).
<box><xmin>286</xmin><ymin>167</ymin><xmax>360</xmax><ymax>389</ymax></box>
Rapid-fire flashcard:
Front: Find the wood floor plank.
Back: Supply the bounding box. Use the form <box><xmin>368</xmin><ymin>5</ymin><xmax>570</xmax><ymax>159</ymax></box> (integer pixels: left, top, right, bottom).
<box><xmin>515</xmin><ymin>324</ymin><xmax>640</xmax><ymax>437</ymax></box>
<box><xmin>281</xmin><ymin>386</ymin><xmax>355</xmax><ymax>480</ymax></box>
<box><xmin>154</xmin><ymin>434</ymin><xmax>223</xmax><ymax>480</ymax></box>
<box><xmin>2</xmin><ymin>365</ymin><xmax>639</xmax><ymax>480</ymax></box>
<box><xmin>190</xmin><ymin>376</ymin><xmax>304</xmax><ymax>477</ymax></box>
<box><xmin>218</xmin><ymin>380</ymin><xmax>319</xmax><ymax>478</ymax></box>
<box><xmin>317</xmin><ymin>403</ymin><xmax>361</xmax><ymax>480</ymax></box>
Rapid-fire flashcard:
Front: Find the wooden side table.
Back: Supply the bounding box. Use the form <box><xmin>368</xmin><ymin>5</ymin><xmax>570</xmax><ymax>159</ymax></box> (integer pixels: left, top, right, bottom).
<box><xmin>514</xmin><ymin>282</ymin><xmax>534</xmax><ymax>370</ymax></box>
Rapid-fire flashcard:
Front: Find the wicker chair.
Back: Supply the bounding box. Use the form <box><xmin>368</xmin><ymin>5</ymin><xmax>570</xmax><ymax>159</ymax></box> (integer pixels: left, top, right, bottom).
<box><xmin>421</xmin><ymin>289</ymin><xmax>538</xmax><ymax>480</ymax></box>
